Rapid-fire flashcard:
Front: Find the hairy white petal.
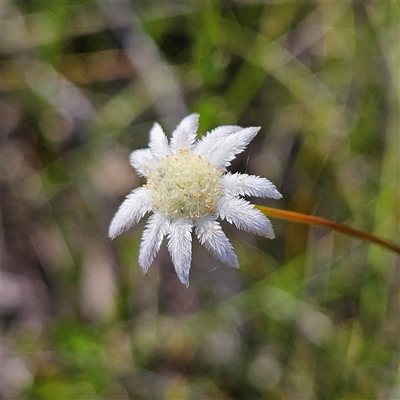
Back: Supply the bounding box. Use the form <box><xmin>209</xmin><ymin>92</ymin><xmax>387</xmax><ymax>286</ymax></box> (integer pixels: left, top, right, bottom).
<box><xmin>170</xmin><ymin>114</ymin><xmax>199</xmax><ymax>152</ymax></box>
<box><xmin>149</xmin><ymin>123</ymin><xmax>171</xmax><ymax>160</ymax></box>
<box><xmin>222</xmin><ymin>172</ymin><xmax>282</xmax><ymax>199</ymax></box>
<box><xmin>139</xmin><ymin>213</ymin><xmax>170</xmax><ymax>274</ymax></box>
<box><xmin>217</xmin><ymin>197</ymin><xmax>275</xmax><ymax>238</ymax></box>
<box><xmin>194</xmin><ymin>125</ymin><xmax>242</xmax><ymax>158</ymax></box>
<box><xmin>109</xmin><ymin>187</ymin><xmax>153</xmax><ymax>239</ymax></box>
<box><xmin>195</xmin><ymin>218</ymin><xmax>239</xmax><ymax>268</ymax></box>
<box><xmin>129</xmin><ymin>148</ymin><xmax>159</xmax><ymax>177</ymax></box>
<box><xmin>167</xmin><ymin>219</ymin><xmax>193</xmax><ymax>287</ymax></box>
<box><xmin>207</xmin><ymin>127</ymin><xmax>261</xmax><ymax>169</ymax></box>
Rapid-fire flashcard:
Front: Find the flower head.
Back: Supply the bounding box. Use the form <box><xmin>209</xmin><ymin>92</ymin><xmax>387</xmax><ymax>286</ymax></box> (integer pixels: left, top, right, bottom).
<box><xmin>109</xmin><ymin>114</ymin><xmax>282</xmax><ymax>287</ymax></box>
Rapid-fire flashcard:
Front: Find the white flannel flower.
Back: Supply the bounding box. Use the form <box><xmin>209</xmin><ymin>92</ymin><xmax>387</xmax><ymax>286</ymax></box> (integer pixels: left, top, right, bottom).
<box><xmin>109</xmin><ymin>114</ymin><xmax>282</xmax><ymax>287</ymax></box>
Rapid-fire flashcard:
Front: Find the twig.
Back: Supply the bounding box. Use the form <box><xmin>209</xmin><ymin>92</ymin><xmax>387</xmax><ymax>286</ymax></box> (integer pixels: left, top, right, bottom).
<box><xmin>256</xmin><ymin>205</ymin><xmax>400</xmax><ymax>255</ymax></box>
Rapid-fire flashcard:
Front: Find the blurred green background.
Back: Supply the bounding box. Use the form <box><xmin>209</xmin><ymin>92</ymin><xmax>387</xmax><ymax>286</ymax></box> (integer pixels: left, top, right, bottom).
<box><xmin>1</xmin><ymin>1</ymin><xmax>399</xmax><ymax>399</ymax></box>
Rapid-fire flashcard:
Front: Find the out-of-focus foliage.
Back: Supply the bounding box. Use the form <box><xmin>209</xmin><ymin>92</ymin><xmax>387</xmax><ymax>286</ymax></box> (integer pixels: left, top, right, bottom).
<box><xmin>1</xmin><ymin>1</ymin><xmax>398</xmax><ymax>399</ymax></box>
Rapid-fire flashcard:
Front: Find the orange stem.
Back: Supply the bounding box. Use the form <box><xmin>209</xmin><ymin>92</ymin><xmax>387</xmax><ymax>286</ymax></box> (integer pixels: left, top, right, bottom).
<box><xmin>256</xmin><ymin>205</ymin><xmax>400</xmax><ymax>255</ymax></box>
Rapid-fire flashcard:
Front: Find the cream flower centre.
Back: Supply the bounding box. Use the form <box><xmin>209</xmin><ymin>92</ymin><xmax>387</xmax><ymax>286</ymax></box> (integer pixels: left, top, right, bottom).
<box><xmin>147</xmin><ymin>149</ymin><xmax>222</xmax><ymax>219</ymax></box>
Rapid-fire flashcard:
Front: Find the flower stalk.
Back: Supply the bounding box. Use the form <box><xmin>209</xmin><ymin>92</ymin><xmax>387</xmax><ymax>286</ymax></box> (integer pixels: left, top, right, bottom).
<box><xmin>256</xmin><ymin>205</ymin><xmax>400</xmax><ymax>255</ymax></box>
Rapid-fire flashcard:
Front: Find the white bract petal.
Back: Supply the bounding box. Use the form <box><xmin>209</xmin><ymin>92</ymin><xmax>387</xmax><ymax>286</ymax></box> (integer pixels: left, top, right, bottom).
<box><xmin>195</xmin><ymin>218</ymin><xmax>239</xmax><ymax>268</ymax></box>
<box><xmin>194</xmin><ymin>125</ymin><xmax>242</xmax><ymax>158</ymax></box>
<box><xmin>109</xmin><ymin>114</ymin><xmax>281</xmax><ymax>286</ymax></box>
<box><xmin>109</xmin><ymin>187</ymin><xmax>153</xmax><ymax>239</ymax></box>
<box><xmin>206</xmin><ymin>127</ymin><xmax>260</xmax><ymax>169</ymax></box>
<box><xmin>149</xmin><ymin>122</ymin><xmax>171</xmax><ymax>160</ymax></box>
<box><xmin>167</xmin><ymin>219</ymin><xmax>193</xmax><ymax>287</ymax></box>
<box><xmin>139</xmin><ymin>213</ymin><xmax>170</xmax><ymax>274</ymax></box>
<box><xmin>217</xmin><ymin>197</ymin><xmax>275</xmax><ymax>238</ymax></box>
<box><xmin>129</xmin><ymin>148</ymin><xmax>158</xmax><ymax>177</ymax></box>
<box><xmin>170</xmin><ymin>113</ymin><xmax>199</xmax><ymax>152</ymax></box>
<box><xmin>222</xmin><ymin>172</ymin><xmax>282</xmax><ymax>199</ymax></box>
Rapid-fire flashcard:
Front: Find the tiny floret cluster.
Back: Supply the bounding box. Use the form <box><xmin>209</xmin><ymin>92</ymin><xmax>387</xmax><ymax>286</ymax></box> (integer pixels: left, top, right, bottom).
<box><xmin>146</xmin><ymin>149</ymin><xmax>222</xmax><ymax>219</ymax></box>
<box><xmin>109</xmin><ymin>114</ymin><xmax>282</xmax><ymax>287</ymax></box>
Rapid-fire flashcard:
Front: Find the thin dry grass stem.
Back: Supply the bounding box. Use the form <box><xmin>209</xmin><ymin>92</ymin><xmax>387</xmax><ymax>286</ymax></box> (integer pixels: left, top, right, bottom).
<box><xmin>256</xmin><ymin>205</ymin><xmax>400</xmax><ymax>255</ymax></box>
